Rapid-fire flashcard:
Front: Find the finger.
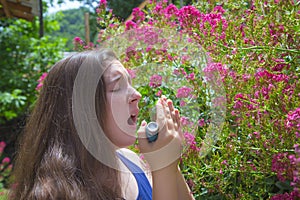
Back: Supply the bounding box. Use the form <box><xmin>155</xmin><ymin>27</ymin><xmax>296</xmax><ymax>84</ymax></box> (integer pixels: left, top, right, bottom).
<box><xmin>155</xmin><ymin>100</ymin><xmax>166</xmax><ymax>133</ymax></box>
<box><xmin>161</xmin><ymin>98</ymin><xmax>171</xmax><ymax>120</ymax></box>
<box><xmin>137</xmin><ymin>120</ymin><xmax>147</xmax><ymax>139</ymax></box>
<box><xmin>162</xmin><ymin>101</ymin><xmax>173</xmax><ymax>130</ymax></box>
<box><xmin>174</xmin><ymin>109</ymin><xmax>181</xmax><ymax>128</ymax></box>
<box><xmin>167</xmin><ymin>99</ymin><xmax>176</xmax><ymax>122</ymax></box>
<box><xmin>167</xmin><ymin>99</ymin><xmax>174</xmax><ymax>112</ymax></box>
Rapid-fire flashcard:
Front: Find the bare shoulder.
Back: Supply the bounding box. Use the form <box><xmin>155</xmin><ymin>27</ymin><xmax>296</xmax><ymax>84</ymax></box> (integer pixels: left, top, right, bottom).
<box><xmin>117</xmin><ymin>148</ymin><xmax>151</xmax><ymax>175</ymax></box>
<box><xmin>117</xmin><ymin>148</ymin><xmax>143</xmax><ymax>167</ymax></box>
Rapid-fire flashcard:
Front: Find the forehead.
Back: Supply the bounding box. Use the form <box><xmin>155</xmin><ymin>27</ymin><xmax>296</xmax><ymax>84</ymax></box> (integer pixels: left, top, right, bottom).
<box><xmin>103</xmin><ymin>60</ymin><xmax>128</xmax><ymax>80</ymax></box>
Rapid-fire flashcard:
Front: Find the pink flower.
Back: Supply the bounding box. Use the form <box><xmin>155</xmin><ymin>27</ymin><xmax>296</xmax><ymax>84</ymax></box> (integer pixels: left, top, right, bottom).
<box><xmin>181</xmin><ymin>116</ymin><xmax>192</xmax><ymax>126</ymax></box>
<box><xmin>221</xmin><ymin>160</ymin><xmax>228</xmax><ymax>165</ymax></box>
<box><xmin>198</xmin><ymin>118</ymin><xmax>205</xmax><ymax>127</ymax></box>
<box><xmin>2</xmin><ymin>157</ymin><xmax>10</xmax><ymax>164</ymax></box>
<box><xmin>186</xmin><ymin>73</ymin><xmax>195</xmax><ymax>81</ymax></box>
<box><xmin>146</xmin><ymin>45</ymin><xmax>153</xmax><ymax>52</ymax></box>
<box><xmin>213</xmin><ymin>5</ymin><xmax>225</xmax><ymax>14</ymax></box>
<box><xmin>125</xmin><ymin>20</ymin><xmax>137</xmax><ymax>30</ymax></box>
<box><xmin>173</xmin><ymin>69</ymin><xmax>181</xmax><ymax>76</ymax></box>
<box><xmin>286</xmin><ymin>107</ymin><xmax>300</xmax><ymax>130</ymax></box>
<box><xmin>164</xmin><ymin>4</ymin><xmax>178</xmax><ymax>19</ymax></box>
<box><xmin>271</xmin><ymin>191</ymin><xmax>300</xmax><ymax>200</ymax></box>
<box><xmin>99</xmin><ymin>0</ymin><xmax>107</xmax><ymax>6</ymax></box>
<box><xmin>153</xmin><ymin>4</ymin><xmax>163</xmax><ymax>15</ymax></box>
<box><xmin>149</xmin><ymin>74</ymin><xmax>162</xmax><ymax>88</ymax></box>
<box><xmin>136</xmin><ymin>26</ymin><xmax>160</xmax><ymax>45</ymax></box>
<box><xmin>184</xmin><ymin>132</ymin><xmax>200</xmax><ymax>152</ymax></box>
<box><xmin>271</xmin><ymin>58</ymin><xmax>290</xmax><ymax>71</ymax></box>
<box><xmin>272</xmin><ymin>153</ymin><xmax>295</xmax><ymax>182</ymax></box>
<box><xmin>176</xmin><ymin>86</ymin><xmax>192</xmax><ymax>98</ymax></box>
<box><xmin>132</xmin><ymin>7</ymin><xmax>145</xmax><ymax>23</ymax></box>
<box><xmin>156</xmin><ymin>90</ymin><xmax>162</xmax><ymax>97</ymax></box>
<box><xmin>180</xmin><ymin>100</ymin><xmax>186</xmax><ymax>107</ymax></box>
<box><xmin>203</xmin><ymin>62</ymin><xmax>228</xmax><ymax>82</ymax></box>
<box><xmin>36</xmin><ymin>72</ymin><xmax>48</xmax><ymax>91</ymax></box>
<box><xmin>73</xmin><ymin>36</ymin><xmax>84</xmax><ymax>46</ymax></box>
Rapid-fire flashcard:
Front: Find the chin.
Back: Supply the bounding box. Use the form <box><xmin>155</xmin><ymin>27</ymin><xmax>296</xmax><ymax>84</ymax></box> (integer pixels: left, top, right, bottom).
<box><xmin>113</xmin><ymin>133</ymin><xmax>136</xmax><ymax>148</ymax></box>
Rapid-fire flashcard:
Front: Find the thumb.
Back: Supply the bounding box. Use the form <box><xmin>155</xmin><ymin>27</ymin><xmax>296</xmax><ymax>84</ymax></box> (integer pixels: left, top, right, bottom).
<box><xmin>137</xmin><ymin>120</ymin><xmax>147</xmax><ymax>139</ymax></box>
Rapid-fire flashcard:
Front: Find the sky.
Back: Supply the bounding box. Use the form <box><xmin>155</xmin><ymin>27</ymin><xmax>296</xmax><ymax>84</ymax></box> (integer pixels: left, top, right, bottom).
<box><xmin>48</xmin><ymin>0</ymin><xmax>82</xmax><ymax>13</ymax></box>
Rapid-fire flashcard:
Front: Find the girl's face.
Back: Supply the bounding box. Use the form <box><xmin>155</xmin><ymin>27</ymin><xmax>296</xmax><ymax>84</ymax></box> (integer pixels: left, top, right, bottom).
<box><xmin>104</xmin><ymin>60</ymin><xmax>141</xmax><ymax>148</ymax></box>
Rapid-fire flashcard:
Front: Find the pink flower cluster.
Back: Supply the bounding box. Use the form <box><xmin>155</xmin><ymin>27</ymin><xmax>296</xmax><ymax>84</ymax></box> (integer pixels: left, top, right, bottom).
<box><xmin>149</xmin><ymin>74</ymin><xmax>162</xmax><ymax>88</ymax></box>
<box><xmin>125</xmin><ymin>20</ymin><xmax>137</xmax><ymax>30</ymax></box>
<box><xmin>184</xmin><ymin>132</ymin><xmax>200</xmax><ymax>152</ymax></box>
<box><xmin>176</xmin><ymin>86</ymin><xmax>192</xmax><ymax>98</ymax></box>
<box><xmin>149</xmin><ymin>3</ymin><xmax>227</xmax><ymax>41</ymax></box>
<box><xmin>131</xmin><ymin>7</ymin><xmax>145</xmax><ymax>23</ymax></box>
<box><xmin>270</xmin><ymin>190</ymin><xmax>300</xmax><ymax>200</ymax></box>
<box><xmin>271</xmin><ymin>58</ymin><xmax>290</xmax><ymax>72</ymax></box>
<box><xmin>135</xmin><ymin>26</ymin><xmax>162</xmax><ymax>46</ymax></box>
<box><xmin>36</xmin><ymin>72</ymin><xmax>48</xmax><ymax>91</ymax></box>
<box><xmin>73</xmin><ymin>36</ymin><xmax>84</xmax><ymax>46</ymax></box>
<box><xmin>176</xmin><ymin>5</ymin><xmax>228</xmax><ymax>41</ymax></box>
<box><xmin>0</xmin><ymin>141</ymin><xmax>11</xmax><ymax>171</ymax></box>
<box><xmin>99</xmin><ymin>0</ymin><xmax>107</xmax><ymax>6</ymax></box>
<box><xmin>173</xmin><ymin>67</ymin><xmax>195</xmax><ymax>81</ymax></box>
<box><xmin>180</xmin><ymin>116</ymin><xmax>193</xmax><ymax>126</ymax></box>
<box><xmin>232</xmin><ymin>93</ymin><xmax>258</xmax><ymax>111</ymax></box>
<box><xmin>255</xmin><ymin>68</ymin><xmax>289</xmax><ymax>83</ymax></box>
<box><xmin>203</xmin><ymin>62</ymin><xmax>228</xmax><ymax>82</ymax></box>
<box><xmin>286</xmin><ymin>107</ymin><xmax>300</xmax><ymax>137</ymax></box>
<box><xmin>73</xmin><ymin>36</ymin><xmax>94</xmax><ymax>50</ymax></box>
<box><xmin>163</xmin><ymin>4</ymin><xmax>178</xmax><ymax>19</ymax></box>
<box><xmin>271</xmin><ymin>153</ymin><xmax>295</xmax><ymax>182</ymax></box>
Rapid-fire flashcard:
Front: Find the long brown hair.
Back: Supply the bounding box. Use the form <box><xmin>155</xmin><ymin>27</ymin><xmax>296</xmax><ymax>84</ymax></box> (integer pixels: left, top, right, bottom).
<box><xmin>9</xmin><ymin>49</ymin><xmax>123</xmax><ymax>200</ymax></box>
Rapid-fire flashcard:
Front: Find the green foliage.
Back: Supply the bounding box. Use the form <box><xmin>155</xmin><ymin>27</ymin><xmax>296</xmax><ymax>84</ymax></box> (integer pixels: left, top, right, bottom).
<box><xmin>49</xmin><ymin>8</ymin><xmax>96</xmax><ymax>51</ymax></box>
<box><xmin>0</xmin><ymin>17</ymin><xmax>66</xmax><ymax>123</ymax></box>
<box><xmin>107</xmin><ymin>0</ymin><xmax>145</xmax><ymax>19</ymax></box>
<box><xmin>0</xmin><ymin>90</ymin><xmax>26</xmax><ymax>121</ymax></box>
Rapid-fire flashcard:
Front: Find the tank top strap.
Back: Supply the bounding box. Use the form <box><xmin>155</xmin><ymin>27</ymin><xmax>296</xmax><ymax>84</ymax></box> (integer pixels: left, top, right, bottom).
<box><xmin>117</xmin><ymin>152</ymin><xmax>152</xmax><ymax>200</ymax></box>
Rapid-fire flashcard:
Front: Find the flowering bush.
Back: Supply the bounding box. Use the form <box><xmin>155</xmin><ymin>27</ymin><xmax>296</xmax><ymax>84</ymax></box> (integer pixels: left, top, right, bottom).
<box><xmin>0</xmin><ymin>142</ymin><xmax>12</xmax><ymax>190</ymax></box>
<box><xmin>0</xmin><ymin>18</ymin><xmax>65</xmax><ymax>123</ymax></box>
<box><xmin>73</xmin><ymin>0</ymin><xmax>299</xmax><ymax>199</ymax></box>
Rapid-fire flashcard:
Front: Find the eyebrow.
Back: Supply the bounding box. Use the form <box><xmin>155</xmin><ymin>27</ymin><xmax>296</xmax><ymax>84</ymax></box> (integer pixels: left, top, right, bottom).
<box><xmin>106</xmin><ymin>74</ymin><xmax>122</xmax><ymax>85</ymax></box>
<box><xmin>106</xmin><ymin>71</ymin><xmax>131</xmax><ymax>85</ymax></box>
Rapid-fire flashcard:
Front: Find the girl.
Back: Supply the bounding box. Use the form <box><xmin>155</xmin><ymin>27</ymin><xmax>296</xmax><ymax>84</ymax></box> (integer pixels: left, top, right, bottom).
<box><xmin>10</xmin><ymin>49</ymin><xmax>194</xmax><ymax>200</ymax></box>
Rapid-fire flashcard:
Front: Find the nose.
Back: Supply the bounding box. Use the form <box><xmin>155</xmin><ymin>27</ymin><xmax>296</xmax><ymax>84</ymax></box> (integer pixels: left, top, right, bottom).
<box><xmin>128</xmin><ymin>88</ymin><xmax>141</xmax><ymax>104</ymax></box>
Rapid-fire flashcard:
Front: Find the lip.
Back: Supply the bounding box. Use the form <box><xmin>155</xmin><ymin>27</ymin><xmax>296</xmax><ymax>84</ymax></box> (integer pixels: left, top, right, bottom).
<box><xmin>128</xmin><ymin>108</ymin><xmax>139</xmax><ymax>126</ymax></box>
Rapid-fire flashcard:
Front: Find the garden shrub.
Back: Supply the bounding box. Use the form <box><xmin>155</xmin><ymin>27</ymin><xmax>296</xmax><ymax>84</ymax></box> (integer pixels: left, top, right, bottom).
<box><xmin>75</xmin><ymin>0</ymin><xmax>299</xmax><ymax>199</ymax></box>
<box><xmin>0</xmin><ymin>18</ymin><xmax>66</xmax><ymax>123</ymax></box>
<box><xmin>0</xmin><ymin>16</ymin><xmax>67</xmax><ymax>192</ymax></box>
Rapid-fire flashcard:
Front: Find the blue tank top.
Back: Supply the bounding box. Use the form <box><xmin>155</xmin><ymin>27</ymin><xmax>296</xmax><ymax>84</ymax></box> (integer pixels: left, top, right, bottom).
<box><xmin>117</xmin><ymin>152</ymin><xmax>152</xmax><ymax>200</ymax></box>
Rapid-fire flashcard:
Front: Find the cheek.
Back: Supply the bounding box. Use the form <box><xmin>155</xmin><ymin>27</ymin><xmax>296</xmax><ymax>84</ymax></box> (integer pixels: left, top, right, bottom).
<box><xmin>106</xmin><ymin>93</ymin><xmax>130</xmax><ymax>129</ymax></box>
<box><xmin>107</xmin><ymin>93</ymin><xmax>129</xmax><ymax>117</ymax></box>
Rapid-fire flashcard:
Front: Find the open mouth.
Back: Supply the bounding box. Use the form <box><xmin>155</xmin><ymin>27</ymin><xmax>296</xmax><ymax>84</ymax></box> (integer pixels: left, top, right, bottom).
<box><xmin>127</xmin><ymin>114</ymin><xmax>137</xmax><ymax>125</ymax></box>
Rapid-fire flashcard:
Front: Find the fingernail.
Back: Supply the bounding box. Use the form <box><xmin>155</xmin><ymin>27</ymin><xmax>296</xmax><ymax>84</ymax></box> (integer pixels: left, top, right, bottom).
<box><xmin>141</xmin><ymin>120</ymin><xmax>147</xmax><ymax>126</ymax></box>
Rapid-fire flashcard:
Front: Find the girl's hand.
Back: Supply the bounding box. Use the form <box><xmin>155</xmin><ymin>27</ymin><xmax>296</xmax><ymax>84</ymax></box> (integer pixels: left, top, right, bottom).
<box><xmin>137</xmin><ymin>96</ymin><xmax>184</xmax><ymax>171</ymax></box>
